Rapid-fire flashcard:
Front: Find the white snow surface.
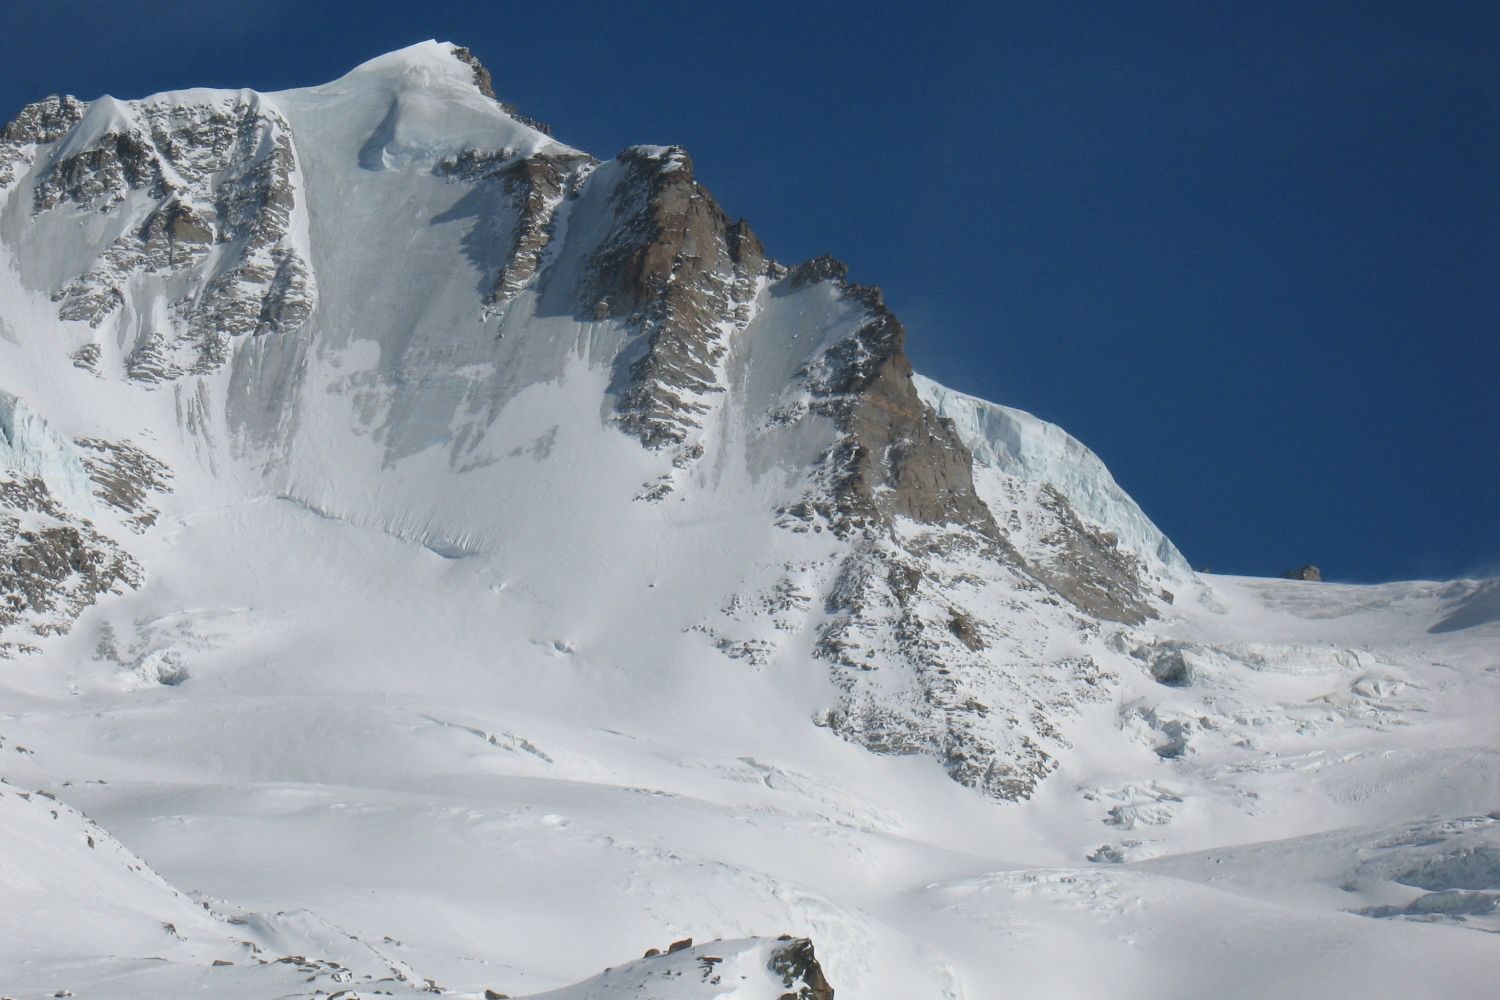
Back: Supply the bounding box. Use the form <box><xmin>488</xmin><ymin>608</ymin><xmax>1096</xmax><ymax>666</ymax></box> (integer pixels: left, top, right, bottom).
<box><xmin>0</xmin><ymin>41</ymin><xmax>1495</xmax><ymax>999</ymax></box>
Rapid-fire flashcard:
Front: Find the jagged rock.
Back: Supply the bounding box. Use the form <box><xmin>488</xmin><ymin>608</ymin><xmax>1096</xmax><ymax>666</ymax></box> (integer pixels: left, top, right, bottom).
<box><xmin>784</xmin><ymin>256</ymin><xmax>998</xmax><ymax>539</ymax></box>
<box><xmin>69</xmin><ymin>343</ymin><xmax>102</xmax><ymax>374</ymax></box>
<box><xmin>947</xmin><ymin>610</ymin><xmax>986</xmax><ymax>650</ymax></box>
<box><xmin>585</xmin><ymin>145</ymin><xmax>770</xmax><ymax>452</ymax></box>
<box><xmin>437</xmin><ymin>148</ymin><xmax>594</xmax><ymax>316</ymax></box>
<box><xmin>752</xmin><ymin>253</ymin><xmax>1150</xmax><ymax>798</ymax></box>
<box><xmin>12</xmin><ymin>94</ymin><xmax>316</xmax><ymax>376</ymax></box>
<box><xmin>0</xmin><ymin>93</ymin><xmax>86</xmax><ymax>189</ymax></box>
<box><xmin>452</xmin><ymin>45</ymin><xmax>498</xmax><ymax>99</ymax></box>
<box><xmin>0</xmin><ymin>476</ymin><xmax>140</xmax><ymax>656</ymax></box>
<box><xmin>452</xmin><ymin>45</ymin><xmax>555</xmax><ymax>136</ymax></box>
<box><xmin>1022</xmin><ymin>484</ymin><xmax>1156</xmax><ymax>625</ymax></box>
<box><xmin>1146</xmin><ymin>647</ymin><xmax>1191</xmax><ymax>687</ymax></box>
<box><xmin>75</xmin><ymin>438</ymin><xmax>173</xmax><ymax>532</ymax></box>
<box><xmin>1282</xmin><ymin>564</ymin><xmax>1322</xmax><ymax>581</ymax></box>
<box><xmin>769</xmin><ymin>937</ymin><xmax>834</xmax><ymax>1000</ymax></box>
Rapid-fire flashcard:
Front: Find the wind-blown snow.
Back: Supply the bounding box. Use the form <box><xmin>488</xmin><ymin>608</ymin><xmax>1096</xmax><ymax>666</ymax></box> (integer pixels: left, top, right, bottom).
<box><xmin>299</xmin><ymin>40</ymin><xmax>577</xmax><ymax>166</ymax></box>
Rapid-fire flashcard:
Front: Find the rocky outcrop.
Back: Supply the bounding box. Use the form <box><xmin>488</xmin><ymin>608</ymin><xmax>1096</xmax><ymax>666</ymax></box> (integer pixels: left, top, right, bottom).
<box><xmin>749</xmin><ymin>259</ymin><xmax>1148</xmax><ymax>798</ymax></box>
<box><xmin>0</xmin><ymin>475</ymin><xmax>139</xmax><ymax>656</ymax></box>
<box><xmin>0</xmin><ymin>395</ymin><xmax>153</xmax><ymax>654</ymax></box>
<box><xmin>587</xmin><ymin>146</ymin><xmax>769</xmax><ymax>450</ymax></box>
<box><xmin>76</xmin><ymin>438</ymin><xmax>174</xmax><ymax>532</ymax></box>
<box><xmin>0</xmin><ymin>94</ymin><xmax>87</xmax><ymax>189</ymax></box>
<box><xmin>781</xmin><ymin>257</ymin><xmax>999</xmax><ymax>540</ymax></box>
<box><xmin>769</xmin><ymin>936</ymin><xmax>834</xmax><ymax>1000</ymax></box>
<box><xmin>451</xmin><ymin>45</ymin><xmax>498</xmax><ymax>100</ymax></box>
<box><xmin>1282</xmin><ymin>564</ymin><xmax>1322</xmax><ymax>581</ymax></box>
<box><xmin>915</xmin><ymin>372</ymin><xmax>1193</xmax><ymax>581</ymax></box>
<box><xmin>996</xmin><ymin>480</ymin><xmax>1160</xmax><ymax>625</ymax></box>
<box><xmin>484</xmin><ymin>156</ymin><xmax>575</xmax><ymax>309</ymax></box>
<box><xmin>438</xmin><ymin>148</ymin><xmax>593</xmax><ymax>316</ymax></box>
<box><xmin>510</xmin><ymin>936</ymin><xmax>837</xmax><ymax>999</ymax></box>
<box><xmin>451</xmin><ymin>45</ymin><xmax>555</xmax><ymax>136</ymax></box>
<box><xmin>811</xmin><ymin>530</ymin><xmax>1118</xmax><ymax>799</ymax></box>
<box><xmin>15</xmin><ymin>95</ymin><xmax>316</xmax><ymax>378</ymax></box>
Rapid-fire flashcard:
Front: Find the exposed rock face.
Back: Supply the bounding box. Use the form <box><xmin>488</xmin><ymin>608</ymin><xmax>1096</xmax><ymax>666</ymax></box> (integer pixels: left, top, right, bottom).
<box><xmin>451</xmin><ymin>45</ymin><xmax>498</xmax><ymax>100</ymax></box>
<box><xmin>4</xmin><ymin>93</ymin><xmax>315</xmax><ymax>379</ymax></box>
<box><xmin>769</xmin><ymin>937</ymin><xmax>834</xmax><ymax>1000</ymax></box>
<box><xmin>437</xmin><ymin>148</ymin><xmax>593</xmax><ymax>316</ymax></box>
<box><xmin>76</xmin><ymin>438</ymin><xmax>174</xmax><ymax>532</ymax></box>
<box><xmin>746</xmin><ymin>259</ymin><xmax>1146</xmax><ymax>798</ymax></box>
<box><xmin>990</xmin><ymin>479</ymin><xmax>1160</xmax><ymax>625</ymax></box>
<box><xmin>914</xmin><ymin>374</ymin><xmax>1189</xmax><ymax>602</ymax></box>
<box><xmin>782</xmin><ymin>257</ymin><xmax>998</xmax><ymax>539</ymax></box>
<box><xmin>0</xmin><ymin>94</ymin><xmax>86</xmax><ymax>188</ymax></box>
<box><xmin>451</xmin><ymin>44</ymin><xmax>555</xmax><ymax>136</ymax></box>
<box><xmin>0</xmin><ymin>475</ymin><xmax>140</xmax><ymax>656</ymax></box>
<box><xmin>811</xmin><ymin>533</ymin><xmax>1119</xmax><ymax>798</ymax></box>
<box><xmin>587</xmin><ymin>146</ymin><xmax>770</xmax><ymax>452</ymax></box>
<box><xmin>0</xmin><ymin>393</ymin><xmax>165</xmax><ymax>655</ymax></box>
<box><xmin>1282</xmin><ymin>564</ymin><xmax>1322</xmax><ymax>581</ymax></box>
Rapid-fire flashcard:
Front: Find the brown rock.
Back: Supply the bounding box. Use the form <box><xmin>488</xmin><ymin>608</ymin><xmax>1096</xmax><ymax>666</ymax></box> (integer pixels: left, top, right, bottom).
<box><xmin>769</xmin><ymin>937</ymin><xmax>834</xmax><ymax>1000</ymax></box>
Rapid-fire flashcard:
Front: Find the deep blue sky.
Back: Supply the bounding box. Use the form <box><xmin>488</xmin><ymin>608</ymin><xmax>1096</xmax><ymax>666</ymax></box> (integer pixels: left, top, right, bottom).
<box><xmin>3</xmin><ymin>2</ymin><xmax>1496</xmax><ymax>582</ymax></box>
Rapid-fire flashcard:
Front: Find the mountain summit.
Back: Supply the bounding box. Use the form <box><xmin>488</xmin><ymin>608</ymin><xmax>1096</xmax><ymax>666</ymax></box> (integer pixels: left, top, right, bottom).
<box><xmin>1</xmin><ymin>43</ymin><xmax>1495</xmax><ymax>1000</ymax></box>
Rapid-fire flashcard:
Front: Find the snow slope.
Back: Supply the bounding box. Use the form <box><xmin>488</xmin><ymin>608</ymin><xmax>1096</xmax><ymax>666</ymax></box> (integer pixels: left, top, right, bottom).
<box><xmin>0</xmin><ymin>41</ymin><xmax>1494</xmax><ymax>999</ymax></box>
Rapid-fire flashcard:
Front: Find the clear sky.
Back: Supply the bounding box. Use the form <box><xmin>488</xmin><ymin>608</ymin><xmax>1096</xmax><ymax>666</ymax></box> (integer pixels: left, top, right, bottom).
<box><xmin>3</xmin><ymin>1</ymin><xmax>1496</xmax><ymax>582</ymax></box>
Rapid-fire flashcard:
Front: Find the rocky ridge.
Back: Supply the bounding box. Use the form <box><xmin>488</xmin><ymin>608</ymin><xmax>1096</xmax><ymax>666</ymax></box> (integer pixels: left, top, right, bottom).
<box><xmin>589</xmin><ymin>145</ymin><xmax>770</xmax><ymax>456</ymax></box>
<box><xmin>2</xmin><ymin>91</ymin><xmax>315</xmax><ymax>380</ymax></box>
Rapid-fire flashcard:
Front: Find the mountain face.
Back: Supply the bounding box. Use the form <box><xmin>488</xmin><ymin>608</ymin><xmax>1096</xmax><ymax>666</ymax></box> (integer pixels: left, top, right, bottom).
<box><xmin>0</xmin><ymin>41</ymin><xmax>1181</xmax><ymax>798</ymax></box>
<box><xmin>2</xmin><ymin>42</ymin><xmax>1496</xmax><ymax>1000</ymax></box>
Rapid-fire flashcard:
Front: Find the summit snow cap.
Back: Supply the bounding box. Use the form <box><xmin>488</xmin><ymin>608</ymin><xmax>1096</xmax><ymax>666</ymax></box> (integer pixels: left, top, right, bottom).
<box><xmin>303</xmin><ymin>40</ymin><xmax>575</xmax><ymax>166</ymax></box>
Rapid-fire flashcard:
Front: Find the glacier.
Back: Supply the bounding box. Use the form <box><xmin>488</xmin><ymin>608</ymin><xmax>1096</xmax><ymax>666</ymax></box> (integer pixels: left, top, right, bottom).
<box><xmin>0</xmin><ymin>389</ymin><xmax>98</xmax><ymax>513</ymax></box>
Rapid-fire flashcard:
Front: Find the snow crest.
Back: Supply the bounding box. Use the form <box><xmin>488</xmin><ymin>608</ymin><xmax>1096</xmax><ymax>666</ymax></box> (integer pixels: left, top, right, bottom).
<box><xmin>915</xmin><ymin>373</ymin><xmax>1191</xmax><ymax>578</ymax></box>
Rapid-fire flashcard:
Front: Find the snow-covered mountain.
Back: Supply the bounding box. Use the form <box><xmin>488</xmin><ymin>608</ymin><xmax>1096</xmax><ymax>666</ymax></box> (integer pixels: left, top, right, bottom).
<box><xmin>1</xmin><ymin>42</ymin><xmax>1495</xmax><ymax>999</ymax></box>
